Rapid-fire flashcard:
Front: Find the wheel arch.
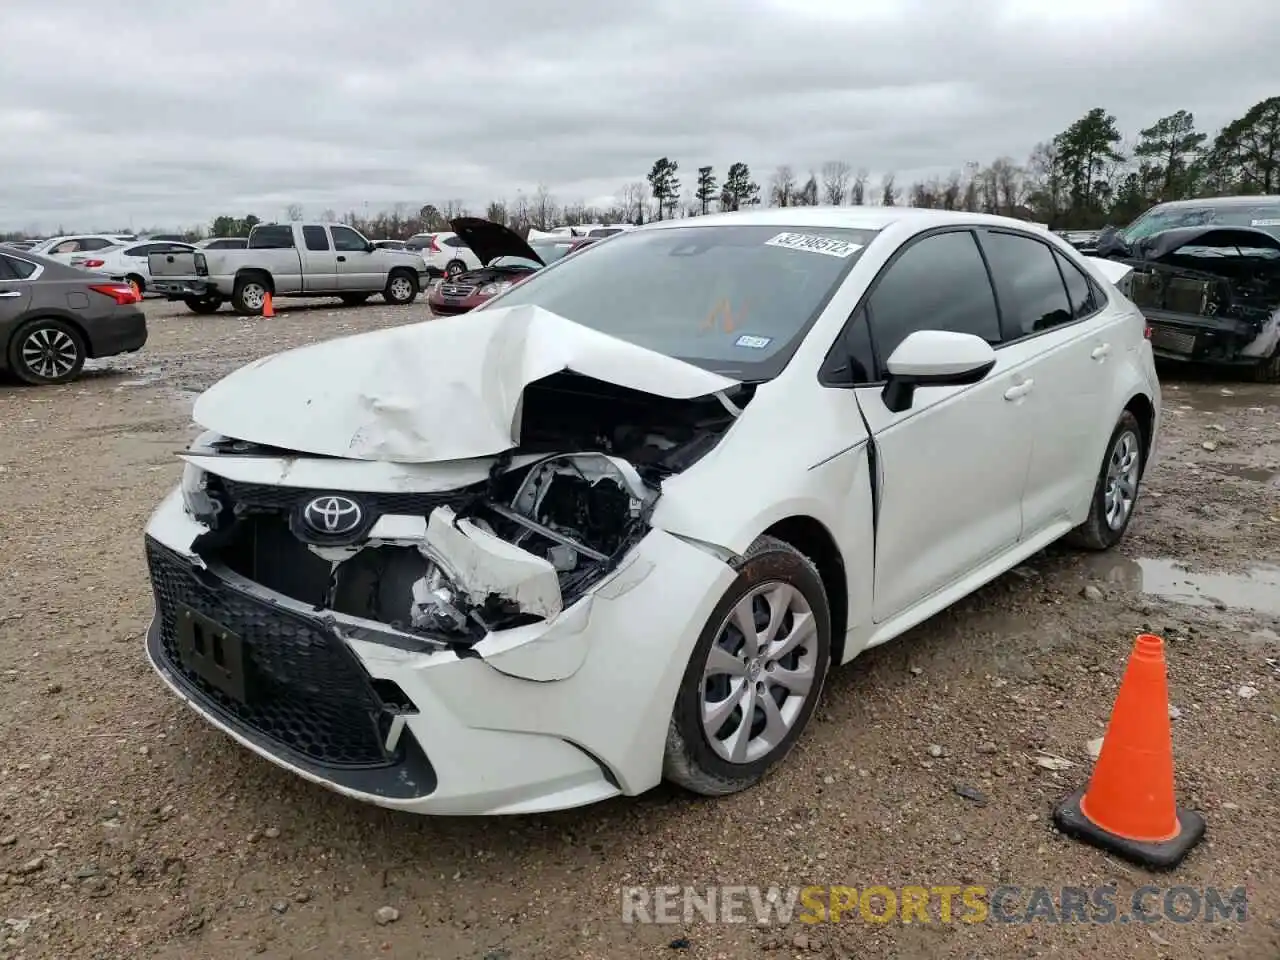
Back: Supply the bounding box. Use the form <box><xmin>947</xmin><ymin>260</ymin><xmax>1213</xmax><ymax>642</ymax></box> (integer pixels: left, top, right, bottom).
<box><xmin>1122</xmin><ymin>391</ymin><xmax>1156</xmax><ymax>476</ymax></box>
<box><xmin>234</xmin><ymin>267</ymin><xmax>275</xmax><ymax>293</ymax></box>
<box><xmin>761</xmin><ymin>515</ymin><xmax>849</xmax><ymax>667</ymax></box>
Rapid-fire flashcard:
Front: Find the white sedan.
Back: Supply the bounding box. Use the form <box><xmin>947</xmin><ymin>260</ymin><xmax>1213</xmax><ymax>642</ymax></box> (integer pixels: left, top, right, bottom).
<box><xmin>71</xmin><ymin>239</ymin><xmax>197</xmax><ymax>293</ymax></box>
<box><xmin>143</xmin><ymin>208</ymin><xmax>1160</xmax><ymax>815</ymax></box>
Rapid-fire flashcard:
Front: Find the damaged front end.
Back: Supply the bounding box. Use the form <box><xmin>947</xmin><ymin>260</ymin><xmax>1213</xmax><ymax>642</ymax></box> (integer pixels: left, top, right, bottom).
<box><xmin>1101</xmin><ymin>225</ymin><xmax>1280</xmax><ymax>372</ymax></box>
<box><xmin>179</xmin><ymin>373</ymin><xmax>746</xmax><ymax>650</ymax></box>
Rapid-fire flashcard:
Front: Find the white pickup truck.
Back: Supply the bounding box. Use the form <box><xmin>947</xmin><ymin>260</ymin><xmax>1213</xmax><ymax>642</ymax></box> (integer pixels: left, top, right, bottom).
<box><xmin>148</xmin><ymin>222</ymin><xmax>432</xmax><ymax>315</ymax></box>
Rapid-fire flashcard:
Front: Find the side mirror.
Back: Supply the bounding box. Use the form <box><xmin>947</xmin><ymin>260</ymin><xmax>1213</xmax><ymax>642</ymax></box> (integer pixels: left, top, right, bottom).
<box><xmin>366</xmin><ymin>242</ymin><xmax>376</xmax><ymax>253</ymax></box>
<box><xmin>881</xmin><ymin>330</ymin><xmax>996</xmax><ymax>413</ymax></box>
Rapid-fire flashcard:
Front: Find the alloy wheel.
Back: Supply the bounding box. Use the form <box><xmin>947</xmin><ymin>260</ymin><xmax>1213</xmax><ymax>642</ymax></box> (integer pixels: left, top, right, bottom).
<box><xmin>1103</xmin><ymin>429</ymin><xmax>1141</xmax><ymax>530</ymax></box>
<box><xmin>701</xmin><ymin>581</ymin><xmax>818</xmax><ymax>764</ymax></box>
<box><xmin>21</xmin><ymin>327</ymin><xmax>80</xmax><ymax>380</ymax></box>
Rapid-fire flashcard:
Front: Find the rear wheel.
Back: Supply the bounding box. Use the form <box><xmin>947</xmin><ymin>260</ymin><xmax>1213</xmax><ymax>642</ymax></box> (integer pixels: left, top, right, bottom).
<box><xmin>184</xmin><ymin>296</ymin><xmax>222</xmax><ymax>315</ymax></box>
<box><xmin>231</xmin><ymin>276</ymin><xmax>270</xmax><ymax>315</ymax></box>
<box><xmin>1250</xmin><ymin>347</ymin><xmax>1280</xmax><ymax>384</ymax></box>
<box><xmin>8</xmin><ymin>318</ymin><xmax>86</xmax><ymax>385</ymax></box>
<box><xmin>1065</xmin><ymin>410</ymin><xmax>1144</xmax><ymax>551</ymax></box>
<box><xmin>663</xmin><ymin>536</ymin><xmax>832</xmax><ymax>796</ymax></box>
<box><xmin>444</xmin><ymin>260</ymin><xmax>467</xmax><ymax>279</ymax></box>
<box><xmin>383</xmin><ymin>271</ymin><xmax>418</xmax><ymax>305</ymax></box>
<box><xmin>339</xmin><ymin>293</ymin><xmax>371</xmax><ymax>306</ymax></box>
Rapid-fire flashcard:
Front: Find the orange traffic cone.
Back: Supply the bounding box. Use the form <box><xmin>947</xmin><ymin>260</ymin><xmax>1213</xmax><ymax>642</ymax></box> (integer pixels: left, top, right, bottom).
<box><xmin>1053</xmin><ymin>634</ymin><xmax>1205</xmax><ymax>869</ymax></box>
<box><xmin>262</xmin><ymin>292</ymin><xmax>274</xmax><ymax>317</ymax></box>
<box><xmin>129</xmin><ymin>280</ymin><xmax>141</xmax><ymax>301</ymax></box>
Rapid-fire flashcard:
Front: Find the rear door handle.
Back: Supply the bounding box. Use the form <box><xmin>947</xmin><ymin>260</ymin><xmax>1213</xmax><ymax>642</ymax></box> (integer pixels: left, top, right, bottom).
<box><xmin>1003</xmin><ymin>378</ymin><xmax>1034</xmax><ymax>401</ymax></box>
<box><xmin>336</xmin><ymin>255</ymin><xmax>346</xmax><ymax>262</ymax></box>
<box><xmin>0</xmin><ymin>291</ymin><xmax>22</xmax><ymax>298</ymax></box>
<box><xmin>1091</xmin><ymin>343</ymin><xmax>1112</xmax><ymax>360</ymax></box>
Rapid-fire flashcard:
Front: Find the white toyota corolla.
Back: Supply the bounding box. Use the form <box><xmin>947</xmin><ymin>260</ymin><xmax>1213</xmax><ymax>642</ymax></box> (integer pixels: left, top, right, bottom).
<box><xmin>144</xmin><ymin>208</ymin><xmax>1160</xmax><ymax>815</ymax></box>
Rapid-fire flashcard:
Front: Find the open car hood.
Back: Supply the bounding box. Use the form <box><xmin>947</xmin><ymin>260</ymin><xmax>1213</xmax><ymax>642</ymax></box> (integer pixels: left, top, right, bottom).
<box><xmin>1132</xmin><ymin>225</ymin><xmax>1280</xmax><ymax>261</ymax></box>
<box><xmin>451</xmin><ymin>217</ymin><xmax>544</xmax><ymax>266</ymax></box>
<box><xmin>191</xmin><ymin>304</ymin><xmax>740</xmax><ymax>463</ymax></box>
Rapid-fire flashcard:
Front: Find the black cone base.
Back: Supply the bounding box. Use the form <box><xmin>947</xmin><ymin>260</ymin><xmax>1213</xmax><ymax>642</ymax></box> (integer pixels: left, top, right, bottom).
<box><xmin>1053</xmin><ymin>788</ymin><xmax>1206</xmax><ymax>871</ymax></box>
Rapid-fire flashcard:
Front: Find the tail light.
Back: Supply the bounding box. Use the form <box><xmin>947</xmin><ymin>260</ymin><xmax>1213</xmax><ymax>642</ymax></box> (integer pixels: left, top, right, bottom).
<box><xmin>428</xmin><ymin>236</ymin><xmax>440</xmax><ymax>253</ymax></box>
<box><xmin>194</xmin><ymin>252</ymin><xmax>208</xmax><ymax>276</ymax></box>
<box><xmin>80</xmin><ymin>259</ymin><xmax>106</xmax><ymax>268</ymax></box>
<box><xmin>1144</xmin><ymin>325</ymin><xmax>1152</xmax><ymax>339</ymax></box>
<box><xmin>89</xmin><ymin>282</ymin><xmax>139</xmax><ymax>305</ymax></box>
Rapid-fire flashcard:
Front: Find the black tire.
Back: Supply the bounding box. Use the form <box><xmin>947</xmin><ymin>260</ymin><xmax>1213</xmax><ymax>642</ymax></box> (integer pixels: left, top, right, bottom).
<box><xmin>444</xmin><ymin>260</ymin><xmax>467</xmax><ymax>279</ymax></box>
<box><xmin>1065</xmin><ymin>410</ymin><xmax>1145</xmax><ymax>551</ymax></box>
<box><xmin>184</xmin><ymin>296</ymin><xmax>222</xmax><ymax>315</ymax></box>
<box><xmin>340</xmin><ymin>293</ymin><xmax>372</xmax><ymax>306</ymax></box>
<box><xmin>383</xmin><ymin>270</ymin><xmax>418</xmax><ymax>305</ymax></box>
<box><xmin>231</xmin><ymin>274</ymin><xmax>271</xmax><ymax>316</ymax></box>
<box><xmin>663</xmin><ymin>535</ymin><xmax>832</xmax><ymax>797</ymax></box>
<box><xmin>1250</xmin><ymin>348</ymin><xmax>1280</xmax><ymax>384</ymax></box>
<box><xmin>7</xmin><ymin>317</ymin><xmax>86</xmax><ymax>385</ymax></box>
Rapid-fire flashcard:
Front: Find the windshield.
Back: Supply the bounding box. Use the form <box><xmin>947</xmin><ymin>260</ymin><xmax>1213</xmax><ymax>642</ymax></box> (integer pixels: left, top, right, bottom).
<box><xmin>1122</xmin><ymin>201</ymin><xmax>1280</xmax><ymax>243</ymax></box>
<box><xmin>485</xmin><ymin>223</ymin><xmax>879</xmax><ymax>379</ymax></box>
<box><xmin>490</xmin><ymin>256</ymin><xmax>542</xmax><ymax>269</ymax></box>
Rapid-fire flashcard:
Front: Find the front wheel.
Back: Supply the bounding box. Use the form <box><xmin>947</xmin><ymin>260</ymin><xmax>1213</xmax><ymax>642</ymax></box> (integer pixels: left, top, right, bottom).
<box><xmin>663</xmin><ymin>536</ymin><xmax>832</xmax><ymax>797</ymax></box>
<box><xmin>8</xmin><ymin>318</ymin><xmax>86</xmax><ymax>385</ymax></box>
<box><xmin>1065</xmin><ymin>410</ymin><xmax>1145</xmax><ymax>551</ymax></box>
<box><xmin>383</xmin><ymin>272</ymin><xmax>418</xmax><ymax>305</ymax></box>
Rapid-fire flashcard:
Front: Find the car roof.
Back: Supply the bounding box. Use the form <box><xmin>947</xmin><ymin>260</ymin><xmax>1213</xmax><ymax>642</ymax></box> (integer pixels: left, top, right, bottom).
<box><xmin>638</xmin><ymin>206</ymin><xmax>1051</xmax><ymax>233</ymax></box>
<box><xmin>1151</xmin><ymin>195</ymin><xmax>1280</xmax><ymax>209</ymax></box>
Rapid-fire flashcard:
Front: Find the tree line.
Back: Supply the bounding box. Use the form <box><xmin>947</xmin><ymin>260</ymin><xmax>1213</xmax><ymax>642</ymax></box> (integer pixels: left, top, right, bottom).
<box><xmin>5</xmin><ymin>96</ymin><xmax>1275</xmax><ymax>244</ymax></box>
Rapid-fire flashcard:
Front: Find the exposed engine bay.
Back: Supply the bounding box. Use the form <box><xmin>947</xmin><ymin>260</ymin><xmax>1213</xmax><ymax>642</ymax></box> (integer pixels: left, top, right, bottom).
<box><xmin>184</xmin><ymin>372</ymin><xmax>749</xmax><ymax>647</ymax></box>
<box><xmin>1098</xmin><ymin>225</ymin><xmax>1280</xmax><ymax>365</ymax></box>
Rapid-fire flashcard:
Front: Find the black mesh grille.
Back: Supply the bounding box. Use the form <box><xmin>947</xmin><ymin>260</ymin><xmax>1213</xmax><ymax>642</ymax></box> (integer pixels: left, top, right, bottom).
<box><xmin>215</xmin><ymin>479</ymin><xmax>475</xmax><ymax>518</ymax></box>
<box><xmin>145</xmin><ymin>537</ymin><xmax>396</xmax><ymax>768</ymax></box>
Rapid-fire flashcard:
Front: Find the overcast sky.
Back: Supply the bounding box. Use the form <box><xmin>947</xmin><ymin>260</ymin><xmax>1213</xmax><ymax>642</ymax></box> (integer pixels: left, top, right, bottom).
<box><xmin>2</xmin><ymin>0</ymin><xmax>1277</xmax><ymax>233</ymax></box>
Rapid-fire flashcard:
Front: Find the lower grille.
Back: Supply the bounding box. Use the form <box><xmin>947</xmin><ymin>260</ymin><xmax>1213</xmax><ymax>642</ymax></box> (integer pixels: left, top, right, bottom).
<box><xmin>1149</xmin><ymin>325</ymin><xmax>1197</xmax><ymax>355</ymax></box>
<box><xmin>145</xmin><ymin>537</ymin><xmax>396</xmax><ymax>768</ymax></box>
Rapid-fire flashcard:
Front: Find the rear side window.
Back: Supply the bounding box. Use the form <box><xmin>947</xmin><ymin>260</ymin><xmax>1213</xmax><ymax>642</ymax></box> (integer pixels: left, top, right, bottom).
<box><xmin>302</xmin><ymin>226</ymin><xmax>330</xmax><ymax>251</ymax></box>
<box><xmin>0</xmin><ymin>255</ymin><xmax>36</xmax><ymax>279</ymax></box>
<box><xmin>1054</xmin><ymin>249</ymin><xmax>1100</xmax><ymax>319</ymax></box>
<box><xmin>249</xmin><ymin>225</ymin><xmax>295</xmax><ymax>248</ymax></box>
<box><xmin>866</xmin><ymin>230</ymin><xmax>1001</xmax><ymax>370</ymax></box>
<box><xmin>980</xmin><ymin>231</ymin><xmax>1074</xmax><ymax>337</ymax></box>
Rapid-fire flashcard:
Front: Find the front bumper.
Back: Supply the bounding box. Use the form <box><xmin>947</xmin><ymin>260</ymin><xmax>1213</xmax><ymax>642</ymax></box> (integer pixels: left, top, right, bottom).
<box><xmin>1145</xmin><ymin>310</ymin><xmax>1274</xmax><ymax>366</ymax></box>
<box><xmin>87</xmin><ymin>307</ymin><xmax>147</xmax><ymax>357</ymax></box>
<box><xmin>143</xmin><ymin>488</ymin><xmax>735</xmax><ymax>815</ymax></box>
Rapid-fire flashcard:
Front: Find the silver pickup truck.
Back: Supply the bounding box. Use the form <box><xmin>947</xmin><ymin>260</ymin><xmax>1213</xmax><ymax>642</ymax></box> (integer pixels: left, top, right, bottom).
<box><xmin>148</xmin><ymin>222</ymin><xmax>432</xmax><ymax>315</ymax></box>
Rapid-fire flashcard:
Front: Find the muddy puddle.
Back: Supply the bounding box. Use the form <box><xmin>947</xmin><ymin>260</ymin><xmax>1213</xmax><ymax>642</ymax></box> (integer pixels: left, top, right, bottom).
<box><xmin>1082</xmin><ymin>555</ymin><xmax>1280</xmax><ymax>616</ymax></box>
<box><xmin>1162</xmin><ymin>381</ymin><xmax>1276</xmax><ymax>413</ymax></box>
<box><xmin>1204</xmin><ymin>462</ymin><xmax>1280</xmax><ymax>486</ymax></box>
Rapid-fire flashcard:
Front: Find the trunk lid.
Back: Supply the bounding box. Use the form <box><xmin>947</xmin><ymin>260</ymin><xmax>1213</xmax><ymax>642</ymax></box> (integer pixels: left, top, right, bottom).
<box><xmin>149</xmin><ymin>249</ymin><xmax>202</xmax><ymax>279</ymax></box>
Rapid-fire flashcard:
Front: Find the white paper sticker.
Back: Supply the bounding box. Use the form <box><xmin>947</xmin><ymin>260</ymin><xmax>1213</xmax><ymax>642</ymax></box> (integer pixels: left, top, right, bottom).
<box><xmin>735</xmin><ymin>334</ymin><xmax>772</xmax><ymax>349</ymax></box>
<box><xmin>764</xmin><ymin>232</ymin><xmax>863</xmax><ymax>258</ymax></box>
<box><xmin>1250</xmin><ymin>218</ymin><xmax>1280</xmax><ymax>227</ymax></box>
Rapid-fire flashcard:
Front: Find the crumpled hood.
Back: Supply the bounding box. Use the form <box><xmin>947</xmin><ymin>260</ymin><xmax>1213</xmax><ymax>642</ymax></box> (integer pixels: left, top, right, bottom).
<box><xmin>191</xmin><ymin>304</ymin><xmax>740</xmax><ymax>463</ymax></box>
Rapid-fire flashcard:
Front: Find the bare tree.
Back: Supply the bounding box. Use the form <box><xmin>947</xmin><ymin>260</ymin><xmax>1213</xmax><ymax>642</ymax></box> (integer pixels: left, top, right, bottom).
<box><xmin>285</xmin><ymin>203</ymin><xmax>304</xmax><ymax>221</ymax></box>
<box><xmin>850</xmin><ymin>168</ymin><xmax>869</xmax><ymax>205</ymax></box>
<box><xmin>992</xmin><ymin>158</ymin><xmax>1026</xmax><ymax>215</ymax></box>
<box><xmin>510</xmin><ymin>192</ymin><xmax>531</xmax><ymax>233</ymax></box>
<box><xmin>941</xmin><ymin>171</ymin><xmax>963</xmax><ymax>210</ymax></box>
<box><xmin>770</xmin><ymin>165</ymin><xmax>797</xmax><ymax>206</ymax></box>
<box><xmin>320</xmin><ymin>209</ymin><xmax>337</xmax><ymax>222</ymax></box>
<box><xmin>485</xmin><ymin>200</ymin><xmax>508</xmax><ymax>225</ymax></box>
<box><xmin>820</xmin><ymin>161</ymin><xmax>852</xmax><ymax>205</ymax></box>
<box><xmin>532</xmin><ymin>183</ymin><xmax>557</xmax><ymax>230</ymax></box>
<box><xmin>440</xmin><ymin>199</ymin><xmax>467</xmax><ymax>221</ymax></box>
<box><xmin>880</xmin><ymin>173</ymin><xmax>898</xmax><ymax>206</ymax></box>
<box><xmin>618</xmin><ymin>181</ymin><xmax>649</xmax><ymax>224</ymax></box>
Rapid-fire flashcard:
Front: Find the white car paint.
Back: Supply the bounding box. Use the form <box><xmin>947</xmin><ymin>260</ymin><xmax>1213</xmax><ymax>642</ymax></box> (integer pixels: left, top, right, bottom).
<box><xmin>144</xmin><ymin>206</ymin><xmax>1161</xmax><ymax>815</ymax></box>
<box><xmin>70</xmin><ymin>240</ymin><xmax>196</xmax><ymax>289</ymax></box>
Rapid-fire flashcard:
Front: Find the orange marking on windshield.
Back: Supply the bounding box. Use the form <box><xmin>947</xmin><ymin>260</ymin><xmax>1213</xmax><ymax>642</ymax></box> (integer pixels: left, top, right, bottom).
<box><xmin>701</xmin><ymin>298</ymin><xmax>745</xmax><ymax>334</ymax></box>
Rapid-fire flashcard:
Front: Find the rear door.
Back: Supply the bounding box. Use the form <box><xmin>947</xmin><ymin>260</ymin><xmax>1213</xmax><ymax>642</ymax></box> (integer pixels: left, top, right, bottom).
<box><xmin>329</xmin><ymin>225</ymin><xmax>380</xmax><ymax>290</ymax></box>
<box><xmin>0</xmin><ymin>254</ymin><xmax>36</xmax><ymax>332</ymax></box>
<box><xmin>299</xmin><ymin>226</ymin><xmax>337</xmax><ymax>291</ymax></box>
<box><xmin>975</xmin><ymin>229</ymin><xmax>1119</xmax><ymax>536</ymax></box>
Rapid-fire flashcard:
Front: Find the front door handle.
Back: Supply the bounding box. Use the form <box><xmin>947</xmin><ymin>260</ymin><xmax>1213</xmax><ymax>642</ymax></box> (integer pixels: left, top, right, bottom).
<box><xmin>336</xmin><ymin>255</ymin><xmax>346</xmax><ymax>262</ymax></box>
<box><xmin>1091</xmin><ymin>343</ymin><xmax>1112</xmax><ymax>360</ymax></box>
<box><xmin>0</xmin><ymin>291</ymin><xmax>22</xmax><ymax>298</ymax></box>
<box><xmin>1003</xmin><ymin>378</ymin><xmax>1034</xmax><ymax>401</ymax></box>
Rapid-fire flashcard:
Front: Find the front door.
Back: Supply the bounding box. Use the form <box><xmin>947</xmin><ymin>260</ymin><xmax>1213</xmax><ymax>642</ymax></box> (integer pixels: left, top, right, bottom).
<box><xmin>329</xmin><ymin>225</ymin><xmax>379</xmax><ymax>290</ymax></box>
<box><xmin>0</xmin><ymin>254</ymin><xmax>35</xmax><ymax>326</ymax></box>
<box><xmin>851</xmin><ymin>229</ymin><xmax>1035</xmax><ymax>623</ymax></box>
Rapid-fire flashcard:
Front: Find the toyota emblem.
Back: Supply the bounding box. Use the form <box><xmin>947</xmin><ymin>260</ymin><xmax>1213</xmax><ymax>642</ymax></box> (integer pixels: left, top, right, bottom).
<box><xmin>302</xmin><ymin>495</ymin><xmax>364</xmax><ymax>535</ymax></box>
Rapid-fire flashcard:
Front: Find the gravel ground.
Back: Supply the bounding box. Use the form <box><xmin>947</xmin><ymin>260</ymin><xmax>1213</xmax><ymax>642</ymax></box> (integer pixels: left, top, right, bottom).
<box><xmin>0</xmin><ymin>297</ymin><xmax>1277</xmax><ymax>960</ymax></box>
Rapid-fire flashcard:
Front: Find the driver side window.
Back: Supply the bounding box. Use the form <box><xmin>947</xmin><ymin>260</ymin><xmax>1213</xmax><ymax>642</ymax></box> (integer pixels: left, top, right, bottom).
<box><xmin>865</xmin><ymin>230</ymin><xmax>1001</xmax><ymax>379</ymax></box>
<box><xmin>331</xmin><ymin>226</ymin><xmax>368</xmax><ymax>252</ymax></box>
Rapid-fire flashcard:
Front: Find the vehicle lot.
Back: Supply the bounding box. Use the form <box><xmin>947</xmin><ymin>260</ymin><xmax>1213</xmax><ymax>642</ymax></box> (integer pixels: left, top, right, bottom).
<box><xmin>0</xmin><ymin>299</ymin><xmax>1276</xmax><ymax>959</ymax></box>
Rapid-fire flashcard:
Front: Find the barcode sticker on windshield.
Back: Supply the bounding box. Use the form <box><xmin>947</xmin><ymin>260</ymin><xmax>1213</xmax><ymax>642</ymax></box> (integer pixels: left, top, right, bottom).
<box><xmin>765</xmin><ymin>232</ymin><xmax>863</xmax><ymax>258</ymax></box>
<box><xmin>735</xmin><ymin>334</ymin><xmax>772</xmax><ymax>349</ymax></box>
<box><xmin>1250</xmin><ymin>218</ymin><xmax>1280</xmax><ymax>227</ymax></box>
